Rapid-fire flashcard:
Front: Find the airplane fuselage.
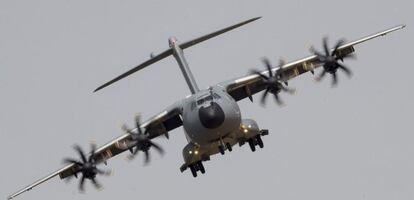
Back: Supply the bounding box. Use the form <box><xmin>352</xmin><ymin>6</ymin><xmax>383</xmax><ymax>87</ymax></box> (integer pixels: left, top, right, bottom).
<box><xmin>168</xmin><ymin>37</ymin><xmax>264</xmax><ymax>170</ymax></box>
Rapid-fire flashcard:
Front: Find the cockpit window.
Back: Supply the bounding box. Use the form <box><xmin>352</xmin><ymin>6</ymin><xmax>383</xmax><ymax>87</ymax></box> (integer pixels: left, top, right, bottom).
<box><xmin>196</xmin><ymin>93</ymin><xmax>221</xmax><ymax>105</ymax></box>
<box><xmin>197</xmin><ymin>95</ymin><xmax>213</xmax><ymax>105</ymax></box>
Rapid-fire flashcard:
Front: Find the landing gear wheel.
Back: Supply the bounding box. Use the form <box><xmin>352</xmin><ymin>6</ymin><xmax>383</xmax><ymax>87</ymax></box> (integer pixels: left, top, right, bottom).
<box><xmin>190</xmin><ymin>165</ymin><xmax>197</xmax><ymax>177</ymax></box>
<box><xmin>256</xmin><ymin>135</ymin><xmax>264</xmax><ymax>148</ymax></box>
<box><xmin>226</xmin><ymin>143</ymin><xmax>232</xmax><ymax>152</ymax></box>
<box><xmin>219</xmin><ymin>145</ymin><xmax>225</xmax><ymax>155</ymax></box>
<box><xmin>248</xmin><ymin>139</ymin><xmax>256</xmax><ymax>152</ymax></box>
<box><xmin>197</xmin><ymin>161</ymin><xmax>205</xmax><ymax>174</ymax></box>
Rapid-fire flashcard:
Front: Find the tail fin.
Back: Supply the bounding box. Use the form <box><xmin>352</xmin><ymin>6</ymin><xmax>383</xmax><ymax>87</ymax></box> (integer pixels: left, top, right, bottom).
<box><xmin>93</xmin><ymin>17</ymin><xmax>261</xmax><ymax>92</ymax></box>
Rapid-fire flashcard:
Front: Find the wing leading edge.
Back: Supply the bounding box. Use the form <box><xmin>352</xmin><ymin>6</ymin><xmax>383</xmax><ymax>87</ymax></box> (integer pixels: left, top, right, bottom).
<box><xmin>8</xmin><ymin>102</ymin><xmax>183</xmax><ymax>200</ymax></box>
<box><xmin>219</xmin><ymin>25</ymin><xmax>405</xmax><ymax>102</ymax></box>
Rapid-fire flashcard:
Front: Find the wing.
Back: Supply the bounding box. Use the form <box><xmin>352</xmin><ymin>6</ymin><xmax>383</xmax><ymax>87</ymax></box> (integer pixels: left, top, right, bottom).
<box><xmin>218</xmin><ymin>25</ymin><xmax>405</xmax><ymax>102</ymax></box>
<box><xmin>8</xmin><ymin>102</ymin><xmax>183</xmax><ymax>200</ymax></box>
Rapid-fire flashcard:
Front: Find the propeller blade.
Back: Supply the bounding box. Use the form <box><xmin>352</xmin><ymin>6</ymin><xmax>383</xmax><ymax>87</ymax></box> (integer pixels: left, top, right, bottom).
<box><xmin>250</xmin><ymin>69</ymin><xmax>269</xmax><ymax>80</ymax></box>
<box><xmin>273</xmin><ymin>93</ymin><xmax>283</xmax><ymax>106</ymax></box>
<box><xmin>281</xmin><ymin>86</ymin><xmax>296</xmax><ymax>94</ymax></box>
<box><xmin>148</xmin><ymin>141</ymin><xmax>164</xmax><ymax>155</ymax></box>
<box><xmin>132</xmin><ymin>146</ymin><xmax>140</xmax><ymax>155</ymax></box>
<box><xmin>310</xmin><ymin>46</ymin><xmax>326</xmax><ymax>59</ymax></box>
<box><xmin>91</xmin><ymin>178</ymin><xmax>102</xmax><ymax>189</ymax></box>
<box><xmin>122</xmin><ymin>124</ymin><xmax>133</xmax><ymax>134</ymax></box>
<box><xmin>278</xmin><ymin>59</ymin><xmax>286</xmax><ymax>67</ymax></box>
<box><xmin>88</xmin><ymin>143</ymin><xmax>96</xmax><ymax>162</ymax></box>
<box><xmin>332</xmin><ymin>73</ymin><xmax>338</xmax><ymax>86</ymax></box>
<box><xmin>337</xmin><ymin>63</ymin><xmax>352</xmax><ymax>77</ymax></box>
<box><xmin>260</xmin><ymin>87</ymin><xmax>270</xmax><ymax>105</ymax></box>
<box><xmin>316</xmin><ymin>69</ymin><xmax>327</xmax><ymax>82</ymax></box>
<box><xmin>323</xmin><ymin>36</ymin><xmax>330</xmax><ymax>56</ymax></box>
<box><xmin>74</xmin><ymin>145</ymin><xmax>87</xmax><ymax>163</ymax></box>
<box><xmin>79</xmin><ymin>175</ymin><xmax>86</xmax><ymax>192</ymax></box>
<box><xmin>134</xmin><ymin>115</ymin><xmax>142</xmax><ymax>134</ymax></box>
<box><xmin>332</xmin><ymin>39</ymin><xmax>345</xmax><ymax>56</ymax></box>
<box><xmin>63</xmin><ymin>158</ymin><xmax>83</xmax><ymax>166</ymax></box>
<box><xmin>144</xmin><ymin>151</ymin><xmax>150</xmax><ymax>164</ymax></box>
<box><xmin>96</xmin><ymin>169</ymin><xmax>112</xmax><ymax>176</ymax></box>
<box><xmin>262</xmin><ymin>58</ymin><xmax>273</xmax><ymax>77</ymax></box>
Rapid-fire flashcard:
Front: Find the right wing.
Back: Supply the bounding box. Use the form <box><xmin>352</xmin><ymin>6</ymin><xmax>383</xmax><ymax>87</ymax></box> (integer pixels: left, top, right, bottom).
<box><xmin>8</xmin><ymin>101</ymin><xmax>183</xmax><ymax>200</ymax></box>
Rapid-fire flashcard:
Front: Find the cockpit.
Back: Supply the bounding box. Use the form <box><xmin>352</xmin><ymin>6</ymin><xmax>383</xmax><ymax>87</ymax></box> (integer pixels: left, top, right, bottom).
<box><xmin>197</xmin><ymin>93</ymin><xmax>220</xmax><ymax>105</ymax></box>
<box><xmin>190</xmin><ymin>93</ymin><xmax>221</xmax><ymax>110</ymax></box>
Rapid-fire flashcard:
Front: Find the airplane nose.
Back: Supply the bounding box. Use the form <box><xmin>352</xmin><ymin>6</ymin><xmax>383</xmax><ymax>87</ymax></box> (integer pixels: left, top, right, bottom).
<box><xmin>199</xmin><ymin>102</ymin><xmax>225</xmax><ymax>129</ymax></box>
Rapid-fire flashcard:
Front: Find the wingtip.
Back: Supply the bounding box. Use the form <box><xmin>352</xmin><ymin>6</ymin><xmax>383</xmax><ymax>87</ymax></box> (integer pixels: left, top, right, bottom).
<box><xmin>253</xmin><ymin>16</ymin><xmax>262</xmax><ymax>21</ymax></box>
<box><xmin>93</xmin><ymin>86</ymin><xmax>103</xmax><ymax>93</ymax></box>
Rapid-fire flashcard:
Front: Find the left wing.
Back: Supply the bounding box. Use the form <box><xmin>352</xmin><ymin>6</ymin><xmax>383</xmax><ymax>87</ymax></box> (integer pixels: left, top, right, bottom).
<box><xmin>218</xmin><ymin>25</ymin><xmax>405</xmax><ymax>102</ymax></box>
<box><xmin>8</xmin><ymin>102</ymin><xmax>183</xmax><ymax>200</ymax></box>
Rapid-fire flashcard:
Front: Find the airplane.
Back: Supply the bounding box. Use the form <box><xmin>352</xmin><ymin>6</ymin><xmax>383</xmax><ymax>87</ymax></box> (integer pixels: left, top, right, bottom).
<box><xmin>8</xmin><ymin>17</ymin><xmax>405</xmax><ymax>199</ymax></box>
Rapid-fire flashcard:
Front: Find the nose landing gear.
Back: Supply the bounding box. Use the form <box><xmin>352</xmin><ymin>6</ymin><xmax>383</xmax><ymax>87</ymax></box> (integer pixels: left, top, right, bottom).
<box><xmin>189</xmin><ymin>161</ymin><xmax>205</xmax><ymax>177</ymax></box>
<box><xmin>218</xmin><ymin>139</ymin><xmax>233</xmax><ymax>155</ymax></box>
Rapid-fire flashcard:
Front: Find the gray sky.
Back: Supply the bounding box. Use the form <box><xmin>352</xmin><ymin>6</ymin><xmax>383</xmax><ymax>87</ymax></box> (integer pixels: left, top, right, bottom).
<box><xmin>1</xmin><ymin>0</ymin><xmax>413</xmax><ymax>200</ymax></box>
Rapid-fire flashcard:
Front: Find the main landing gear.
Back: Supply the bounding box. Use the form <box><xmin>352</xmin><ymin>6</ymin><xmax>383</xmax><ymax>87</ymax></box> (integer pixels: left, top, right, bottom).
<box><xmin>189</xmin><ymin>161</ymin><xmax>205</xmax><ymax>177</ymax></box>
<box><xmin>244</xmin><ymin>129</ymin><xmax>269</xmax><ymax>152</ymax></box>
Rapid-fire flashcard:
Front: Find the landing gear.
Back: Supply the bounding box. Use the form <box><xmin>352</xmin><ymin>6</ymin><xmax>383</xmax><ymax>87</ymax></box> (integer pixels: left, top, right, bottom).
<box><xmin>218</xmin><ymin>145</ymin><xmax>225</xmax><ymax>155</ymax></box>
<box><xmin>190</xmin><ymin>165</ymin><xmax>197</xmax><ymax>177</ymax></box>
<box><xmin>189</xmin><ymin>161</ymin><xmax>206</xmax><ymax>177</ymax></box>
<box><xmin>218</xmin><ymin>139</ymin><xmax>233</xmax><ymax>154</ymax></box>
<box><xmin>247</xmin><ymin>129</ymin><xmax>268</xmax><ymax>152</ymax></box>
<box><xmin>256</xmin><ymin>135</ymin><xmax>264</xmax><ymax>148</ymax></box>
<box><xmin>198</xmin><ymin>161</ymin><xmax>205</xmax><ymax>174</ymax></box>
<box><xmin>225</xmin><ymin>142</ymin><xmax>232</xmax><ymax>152</ymax></box>
<box><xmin>248</xmin><ymin>139</ymin><xmax>256</xmax><ymax>152</ymax></box>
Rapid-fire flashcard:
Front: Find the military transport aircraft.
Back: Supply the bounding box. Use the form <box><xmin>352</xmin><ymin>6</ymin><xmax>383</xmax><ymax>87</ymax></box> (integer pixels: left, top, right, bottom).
<box><xmin>8</xmin><ymin>17</ymin><xmax>405</xmax><ymax>199</ymax></box>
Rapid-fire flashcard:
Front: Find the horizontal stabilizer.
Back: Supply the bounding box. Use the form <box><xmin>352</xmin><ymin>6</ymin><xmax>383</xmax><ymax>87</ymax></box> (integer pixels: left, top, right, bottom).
<box><xmin>94</xmin><ymin>49</ymin><xmax>173</xmax><ymax>92</ymax></box>
<box><xmin>93</xmin><ymin>17</ymin><xmax>261</xmax><ymax>92</ymax></box>
<box><xmin>179</xmin><ymin>17</ymin><xmax>261</xmax><ymax>49</ymax></box>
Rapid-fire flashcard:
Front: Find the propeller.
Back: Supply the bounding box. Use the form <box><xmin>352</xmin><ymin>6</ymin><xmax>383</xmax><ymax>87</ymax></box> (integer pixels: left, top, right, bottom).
<box><xmin>63</xmin><ymin>144</ymin><xmax>110</xmax><ymax>192</ymax></box>
<box><xmin>121</xmin><ymin>115</ymin><xmax>164</xmax><ymax>164</ymax></box>
<box><xmin>250</xmin><ymin>58</ymin><xmax>295</xmax><ymax>106</ymax></box>
<box><xmin>310</xmin><ymin>37</ymin><xmax>355</xmax><ymax>86</ymax></box>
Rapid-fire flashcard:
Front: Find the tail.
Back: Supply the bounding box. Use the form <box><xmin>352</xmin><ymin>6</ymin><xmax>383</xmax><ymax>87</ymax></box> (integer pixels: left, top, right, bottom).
<box><xmin>93</xmin><ymin>17</ymin><xmax>261</xmax><ymax>92</ymax></box>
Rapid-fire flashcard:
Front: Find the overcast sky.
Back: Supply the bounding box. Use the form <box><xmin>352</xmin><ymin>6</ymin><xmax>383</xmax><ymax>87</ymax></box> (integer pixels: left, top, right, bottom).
<box><xmin>1</xmin><ymin>0</ymin><xmax>413</xmax><ymax>200</ymax></box>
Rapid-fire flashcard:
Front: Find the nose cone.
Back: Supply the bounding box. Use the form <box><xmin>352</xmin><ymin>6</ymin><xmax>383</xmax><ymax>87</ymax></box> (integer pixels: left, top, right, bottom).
<box><xmin>199</xmin><ymin>102</ymin><xmax>225</xmax><ymax>129</ymax></box>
